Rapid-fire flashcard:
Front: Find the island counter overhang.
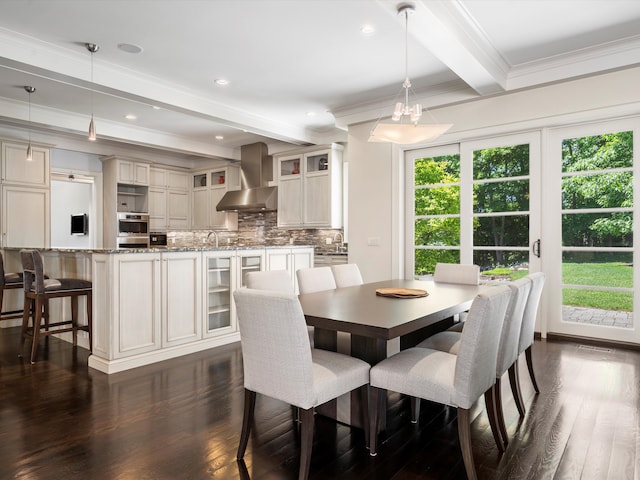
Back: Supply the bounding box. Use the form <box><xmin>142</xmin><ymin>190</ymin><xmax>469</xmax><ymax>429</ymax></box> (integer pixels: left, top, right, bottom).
<box><xmin>2</xmin><ymin>245</ymin><xmax>314</xmax><ymax>374</ymax></box>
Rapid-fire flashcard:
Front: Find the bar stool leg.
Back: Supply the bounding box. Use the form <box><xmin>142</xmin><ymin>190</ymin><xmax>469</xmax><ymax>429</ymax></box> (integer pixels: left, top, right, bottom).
<box><xmin>71</xmin><ymin>295</ymin><xmax>79</xmax><ymax>346</ymax></box>
<box><xmin>87</xmin><ymin>292</ymin><xmax>93</xmax><ymax>352</ymax></box>
<box><xmin>30</xmin><ymin>297</ymin><xmax>44</xmax><ymax>363</ymax></box>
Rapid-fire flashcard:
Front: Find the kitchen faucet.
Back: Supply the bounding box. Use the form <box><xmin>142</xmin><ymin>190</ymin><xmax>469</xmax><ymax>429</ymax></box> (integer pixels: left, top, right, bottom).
<box><xmin>333</xmin><ymin>232</ymin><xmax>344</xmax><ymax>252</ymax></box>
<box><xmin>207</xmin><ymin>231</ymin><xmax>219</xmax><ymax>248</ymax></box>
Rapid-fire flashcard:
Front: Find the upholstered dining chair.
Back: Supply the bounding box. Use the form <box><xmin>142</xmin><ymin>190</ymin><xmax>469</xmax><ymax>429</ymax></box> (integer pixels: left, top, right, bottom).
<box><xmin>368</xmin><ymin>285</ymin><xmax>511</xmax><ymax>480</ymax></box>
<box><xmin>296</xmin><ymin>266</ymin><xmax>337</xmax><ymax>294</ymax></box>
<box><xmin>509</xmin><ymin>272</ymin><xmax>546</xmax><ymax>415</ymax></box>
<box><xmin>416</xmin><ymin>278</ymin><xmax>532</xmax><ymax>450</ymax></box>
<box><xmin>245</xmin><ymin>269</ymin><xmax>293</xmax><ymax>293</ymax></box>
<box><xmin>434</xmin><ymin>262</ymin><xmax>481</xmax><ymax>330</ymax></box>
<box><xmin>330</xmin><ymin>263</ymin><xmax>363</xmax><ymax>288</ymax></box>
<box><xmin>0</xmin><ymin>251</ymin><xmax>24</xmax><ymax>321</ymax></box>
<box><xmin>233</xmin><ymin>288</ymin><xmax>370</xmax><ymax>480</ymax></box>
<box><xmin>19</xmin><ymin>249</ymin><xmax>92</xmax><ymax>363</ymax></box>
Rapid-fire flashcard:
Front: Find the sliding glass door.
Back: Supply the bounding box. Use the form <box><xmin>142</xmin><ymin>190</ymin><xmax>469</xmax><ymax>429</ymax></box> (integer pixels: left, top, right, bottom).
<box><xmin>545</xmin><ymin>120</ymin><xmax>639</xmax><ymax>343</ymax></box>
<box><xmin>406</xmin><ymin>133</ymin><xmax>541</xmax><ymax>280</ymax></box>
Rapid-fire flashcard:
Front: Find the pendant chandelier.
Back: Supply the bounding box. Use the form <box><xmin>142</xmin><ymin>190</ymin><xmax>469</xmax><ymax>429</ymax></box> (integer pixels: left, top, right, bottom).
<box><xmin>368</xmin><ymin>3</ymin><xmax>452</xmax><ymax>144</ymax></box>
<box><xmin>24</xmin><ymin>86</ymin><xmax>35</xmax><ymax>161</ymax></box>
<box><xmin>86</xmin><ymin>43</ymin><xmax>99</xmax><ymax>141</ymax></box>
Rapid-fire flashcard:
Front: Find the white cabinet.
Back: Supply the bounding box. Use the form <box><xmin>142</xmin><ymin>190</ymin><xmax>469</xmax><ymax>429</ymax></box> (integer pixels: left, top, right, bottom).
<box><xmin>265</xmin><ymin>247</ymin><xmax>314</xmax><ymax>293</ymax></box>
<box><xmin>117</xmin><ymin>159</ymin><xmax>149</xmax><ymax>186</ymax></box>
<box><xmin>275</xmin><ymin>144</ymin><xmax>343</xmax><ymax>228</ymax></box>
<box><xmin>203</xmin><ymin>250</ymin><xmax>236</xmax><ymax>337</ymax></box>
<box><xmin>191</xmin><ymin>166</ymin><xmax>240</xmax><ymax>230</ymax></box>
<box><xmin>108</xmin><ymin>253</ymin><xmax>162</xmax><ymax>359</ymax></box>
<box><xmin>149</xmin><ymin>167</ymin><xmax>189</xmax><ymax>230</ymax></box>
<box><xmin>2</xmin><ymin>185</ymin><xmax>50</xmax><ymax>247</ymax></box>
<box><xmin>161</xmin><ymin>251</ymin><xmax>202</xmax><ymax>347</ymax></box>
<box><xmin>1</xmin><ymin>142</ymin><xmax>50</xmax><ymax>247</ymax></box>
<box><xmin>2</xmin><ymin>142</ymin><xmax>49</xmax><ymax>187</ymax></box>
<box><xmin>236</xmin><ymin>249</ymin><xmax>265</xmax><ymax>288</ymax></box>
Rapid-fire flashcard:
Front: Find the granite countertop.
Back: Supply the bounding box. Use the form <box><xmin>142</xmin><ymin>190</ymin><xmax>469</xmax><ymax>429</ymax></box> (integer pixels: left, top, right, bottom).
<box><xmin>3</xmin><ymin>245</ymin><xmax>315</xmax><ymax>254</ymax></box>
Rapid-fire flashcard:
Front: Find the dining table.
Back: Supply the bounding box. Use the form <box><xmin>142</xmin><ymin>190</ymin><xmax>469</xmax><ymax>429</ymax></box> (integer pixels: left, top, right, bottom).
<box><xmin>298</xmin><ymin>278</ymin><xmax>485</xmax><ymax>429</ymax></box>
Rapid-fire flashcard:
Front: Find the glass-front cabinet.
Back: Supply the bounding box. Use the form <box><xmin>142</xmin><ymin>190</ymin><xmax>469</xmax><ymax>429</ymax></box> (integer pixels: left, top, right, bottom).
<box><xmin>236</xmin><ymin>249</ymin><xmax>265</xmax><ymax>288</ymax></box>
<box><xmin>203</xmin><ymin>251</ymin><xmax>236</xmax><ymax>337</ymax></box>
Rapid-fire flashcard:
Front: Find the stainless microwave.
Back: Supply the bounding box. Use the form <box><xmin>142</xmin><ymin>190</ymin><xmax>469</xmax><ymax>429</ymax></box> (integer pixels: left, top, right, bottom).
<box><xmin>117</xmin><ymin>212</ymin><xmax>149</xmax><ymax>236</ymax></box>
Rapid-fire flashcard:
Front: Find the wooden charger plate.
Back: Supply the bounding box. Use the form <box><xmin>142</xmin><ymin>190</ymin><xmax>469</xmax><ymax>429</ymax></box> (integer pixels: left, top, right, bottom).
<box><xmin>375</xmin><ymin>287</ymin><xmax>429</xmax><ymax>299</ymax></box>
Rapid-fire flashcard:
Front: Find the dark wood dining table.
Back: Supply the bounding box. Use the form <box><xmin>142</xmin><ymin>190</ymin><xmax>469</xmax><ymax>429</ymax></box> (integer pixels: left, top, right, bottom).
<box><xmin>298</xmin><ymin>278</ymin><xmax>484</xmax><ymax>428</ymax></box>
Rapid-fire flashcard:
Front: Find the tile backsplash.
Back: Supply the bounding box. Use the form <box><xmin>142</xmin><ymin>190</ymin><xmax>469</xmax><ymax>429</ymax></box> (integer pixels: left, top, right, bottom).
<box><xmin>166</xmin><ymin>211</ymin><xmax>345</xmax><ymax>253</ymax></box>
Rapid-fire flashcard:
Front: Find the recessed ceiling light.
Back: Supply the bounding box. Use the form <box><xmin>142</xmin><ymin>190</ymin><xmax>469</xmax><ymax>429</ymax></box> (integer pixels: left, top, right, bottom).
<box><xmin>361</xmin><ymin>24</ymin><xmax>375</xmax><ymax>36</ymax></box>
<box><xmin>152</xmin><ymin>105</ymin><xmax>161</xmax><ymax>110</ymax></box>
<box><xmin>125</xmin><ymin>114</ymin><xmax>137</xmax><ymax>120</ymax></box>
<box><xmin>117</xmin><ymin>43</ymin><xmax>143</xmax><ymax>54</ymax></box>
<box><xmin>306</xmin><ymin>111</ymin><xmax>316</xmax><ymax>117</ymax></box>
<box><xmin>214</xmin><ymin>79</ymin><xmax>229</xmax><ymax>86</ymax></box>
<box><xmin>215</xmin><ymin>135</ymin><xmax>224</xmax><ymax>140</ymax></box>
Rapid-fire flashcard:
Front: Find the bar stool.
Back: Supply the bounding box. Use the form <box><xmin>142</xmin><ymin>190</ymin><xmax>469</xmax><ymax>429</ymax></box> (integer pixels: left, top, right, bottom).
<box><xmin>0</xmin><ymin>252</ymin><xmax>24</xmax><ymax>321</ymax></box>
<box><xmin>19</xmin><ymin>249</ymin><xmax>92</xmax><ymax>363</ymax></box>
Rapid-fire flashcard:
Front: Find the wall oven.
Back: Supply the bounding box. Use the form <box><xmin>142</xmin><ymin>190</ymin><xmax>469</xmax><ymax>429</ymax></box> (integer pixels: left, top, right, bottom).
<box><xmin>117</xmin><ymin>212</ymin><xmax>149</xmax><ymax>248</ymax></box>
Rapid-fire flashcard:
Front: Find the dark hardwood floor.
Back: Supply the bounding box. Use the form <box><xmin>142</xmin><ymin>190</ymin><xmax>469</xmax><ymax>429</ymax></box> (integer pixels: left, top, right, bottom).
<box><xmin>1</xmin><ymin>326</ymin><xmax>638</xmax><ymax>480</ymax></box>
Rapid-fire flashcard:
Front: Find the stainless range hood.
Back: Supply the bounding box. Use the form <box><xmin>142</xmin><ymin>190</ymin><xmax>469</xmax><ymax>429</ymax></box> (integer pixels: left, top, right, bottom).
<box><xmin>216</xmin><ymin>142</ymin><xmax>277</xmax><ymax>212</ymax></box>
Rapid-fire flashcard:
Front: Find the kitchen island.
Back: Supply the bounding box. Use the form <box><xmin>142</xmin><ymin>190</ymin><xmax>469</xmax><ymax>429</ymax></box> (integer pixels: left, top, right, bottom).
<box><xmin>2</xmin><ymin>245</ymin><xmax>313</xmax><ymax>373</ymax></box>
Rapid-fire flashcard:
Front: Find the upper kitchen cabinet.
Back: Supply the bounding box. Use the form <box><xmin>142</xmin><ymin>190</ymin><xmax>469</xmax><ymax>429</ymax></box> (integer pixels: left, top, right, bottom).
<box><xmin>149</xmin><ymin>166</ymin><xmax>189</xmax><ymax>231</ymax></box>
<box><xmin>116</xmin><ymin>158</ymin><xmax>149</xmax><ymax>186</ymax></box>
<box><xmin>2</xmin><ymin>142</ymin><xmax>49</xmax><ymax>187</ymax></box>
<box><xmin>275</xmin><ymin>144</ymin><xmax>343</xmax><ymax>228</ymax></box>
<box><xmin>192</xmin><ymin>165</ymin><xmax>240</xmax><ymax>230</ymax></box>
<box><xmin>1</xmin><ymin>142</ymin><xmax>50</xmax><ymax>247</ymax></box>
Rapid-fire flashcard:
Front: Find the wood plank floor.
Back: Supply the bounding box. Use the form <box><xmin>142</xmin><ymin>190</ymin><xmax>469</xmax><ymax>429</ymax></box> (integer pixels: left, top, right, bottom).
<box><xmin>0</xmin><ymin>326</ymin><xmax>638</xmax><ymax>480</ymax></box>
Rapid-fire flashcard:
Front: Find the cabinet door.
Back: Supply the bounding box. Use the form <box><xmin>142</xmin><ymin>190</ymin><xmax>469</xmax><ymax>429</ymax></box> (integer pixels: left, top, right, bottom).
<box><xmin>2</xmin><ymin>186</ymin><xmax>49</xmax><ymax>247</ymax></box>
<box><xmin>2</xmin><ymin>143</ymin><xmax>49</xmax><ymax>187</ymax></box>
<box><xmin>191</xmin><ymin>188</ymin><xmax>209</xmax><ymax>229</ymax></box>
<box><xmin>209</xmin><ymin>187</ymin><xmax>228</xmax><ymax>229</ymax></box>
<box><xmin>162</xmin><ymin>252</ymin><xmax>202</xmax><ymax>347</ymax></box>
<box><xmin>303</xmin><ymin>174</ymin><xmax>330</xmax><ymax>226</ymax></box>
<box><xmin>134</xmin><ymin>163</ymin><xmax>149</xmax><ymax>185</ymax></box>
<box><xmin>167</xmin><ymin>171</ymin><xmax>189</xmax><ymax>190</ymax></box>
<box><xmin>167</xmin><ymin>190</ymin><xmax>189</xmax><ymax>228</ymax></box>
<box><xmin>236</xmin><ymin>250</ymin><xmax>265</xmax><ymax>288</ymax></box>
<box><xmin>149</xmin><ymin>167</ymin><xmax>166</xmax><ymax>187</ymax></box>
<box><xmin>114</xmin><ymin>254</ymin><xmax>161</xmax><ymax>358</ymax></box>
<box><xmin>117</xmin><ymin>161</ymin><xmax>135</xmax><ymax>184</ymax></box>
<box><xmin>148</xmin><ymin>187</ymin><xmax>167</xmax><ymax>230</ymax></box>
<box><xmin>203</xmin><ymin>252</ymin><xmax>235</xmax><ymax>337</ymax></box>
<box><xmin>277</xmin><ymin>177</ymin><xmax>303</xmax><ymax>227</ymax></box>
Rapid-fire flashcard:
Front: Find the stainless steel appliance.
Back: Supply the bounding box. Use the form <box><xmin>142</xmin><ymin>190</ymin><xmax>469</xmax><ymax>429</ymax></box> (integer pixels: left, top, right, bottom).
<box><xmin>117</xmin><ymin>212</ymin><xmax>149</xmax><ymax>248</ymax></box>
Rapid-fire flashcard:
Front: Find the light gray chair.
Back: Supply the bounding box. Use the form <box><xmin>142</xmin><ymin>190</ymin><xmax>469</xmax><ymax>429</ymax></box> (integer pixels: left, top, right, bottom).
<box><xmin>296</xmin><ymin>266</ymin><xmax>337</xmax><ymax>294</ymax></box>
<box><xmin>245</xmin><ymin>269</ymin><xmax>293</xmax><ymax>293</ymax></box>
<box><xmin>509</xmin><ymin>272</ymin><xmax>546</xmax><ymax>415</ymax></box>
<box><xmin>434</xmin><ymin>262</ymin><xmax>480</xmax><ymax>329</ymax></box>
<box><xmin>433</xmin><ymin>262</ymin><xmax>480</xmax><ymax>285</ymax></box>
<box><xmin>234</xmin><ymin>288</ymin><xmax>370</xmax><ymax>480</ymax></box>
<box><xmin>416</xmin><ymin>278</ymin><xmax>532</xmax><ymax>450</ymax></box>
<box><xmin>368</xmin><ymin>285</ymin><xmax>511</xmax><ymax>480</ymax></box>
<box><xmin>330</xmin><ymin>263</ymin><xmax>363</xmax><ymax>288</ymax></box>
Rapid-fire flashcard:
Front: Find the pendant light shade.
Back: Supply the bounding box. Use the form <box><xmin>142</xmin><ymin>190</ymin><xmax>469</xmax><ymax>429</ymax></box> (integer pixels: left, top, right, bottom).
<box><xmin>86</xmin><ymin>43</ymin><xmax>99</xmax><ymax>141</ymax></box>
<box><xmin>368</xmin><ymin>3</ymin><xmax>452</xmax><ymax>145</ymax></box>
<box><xmin>24</xmin><ymin>85</ymin><xmax>35</xmax><ymax>161</ymax></box>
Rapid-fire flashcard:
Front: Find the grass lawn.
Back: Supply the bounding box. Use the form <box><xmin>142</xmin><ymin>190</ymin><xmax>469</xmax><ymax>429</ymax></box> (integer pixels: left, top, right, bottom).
<box><xmin>484</xmin><ymin>262</ymin><xmax>633</xmax><ymax>311</ymax></box>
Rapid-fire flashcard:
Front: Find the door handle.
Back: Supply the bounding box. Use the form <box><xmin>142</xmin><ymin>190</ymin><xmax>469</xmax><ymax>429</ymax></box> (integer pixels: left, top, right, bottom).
<box><xmin>533</xmin><ymin>239</ymin><xmax>541</xmax><ymax>258</ymax></box>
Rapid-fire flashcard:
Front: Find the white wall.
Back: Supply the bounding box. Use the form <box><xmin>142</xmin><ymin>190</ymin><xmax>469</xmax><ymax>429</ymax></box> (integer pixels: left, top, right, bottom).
<box><xmin>347</xmin><ymin>66</ymin><xmax>640</xmax><ymax>282</ymax></box>
<box><xmin>50</xmin><ymin>179</ymin><xmax>93</xmax><ymax>248</ymax></box>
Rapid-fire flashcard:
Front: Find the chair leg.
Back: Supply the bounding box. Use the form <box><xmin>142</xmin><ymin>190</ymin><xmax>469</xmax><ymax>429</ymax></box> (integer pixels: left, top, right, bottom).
<box><xmin>20</xmin><ymin>297</ymin><xmax>32</xmax><ymax>348</ymax></box>
<box><xmin>237</xmin><ymin>389</ymin><xmax>256</xmax><ymax>460</ymax></box>
<box><xmin>298</xmin><ymin>407</ymin><xmax>315</xmax><ymax>480</ymax></box>
<box><xmin>86</xmin><ymin>291</ymin><xmax>93</xmax><ymax>352</ymax></box>
<box><xmin>483</xmin><ymin>387</ymin><xmax>505</xmax><ymax>453</ymax></box>
<box><xmin>494</xmin><ymin>378</ymin><xmax>508</xmax><ymax>449</ymax></box>
<box><xmin>525</xmin><ymin>346</ymin><xmax>540</xmax><ymax>393</ymax></box>
<box><xmin>410</xmin><ymin>396</ymin><xmax>420</xmax><ymax>423</ymax></box>
<box><xmin>457</xmin><ymin>407</ymin><xmax>478</xmax><ymax>480</ymax></box>
<box><xmin>508</xmin><ymin>361</ymin><xmax>526</xmax><ymax>417</ymax></box>
<box><xmin>30</xmin><ymin>297</ymin><xmax>44</xmax><ymax>363</ymax></box>
<box><xmin>71</xmin><ymin>295</ymin><xmax>79</xmax><ymax>346</ymax></box>
<box><xmin>359</xmin><ymin>385</ymin><xmax>370</xmax><ymax>446</ymax></box>
<box><xmin>369</xmin><ymin>387</ymin><xmax>384</xmax><ymax>455</ymax></box>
